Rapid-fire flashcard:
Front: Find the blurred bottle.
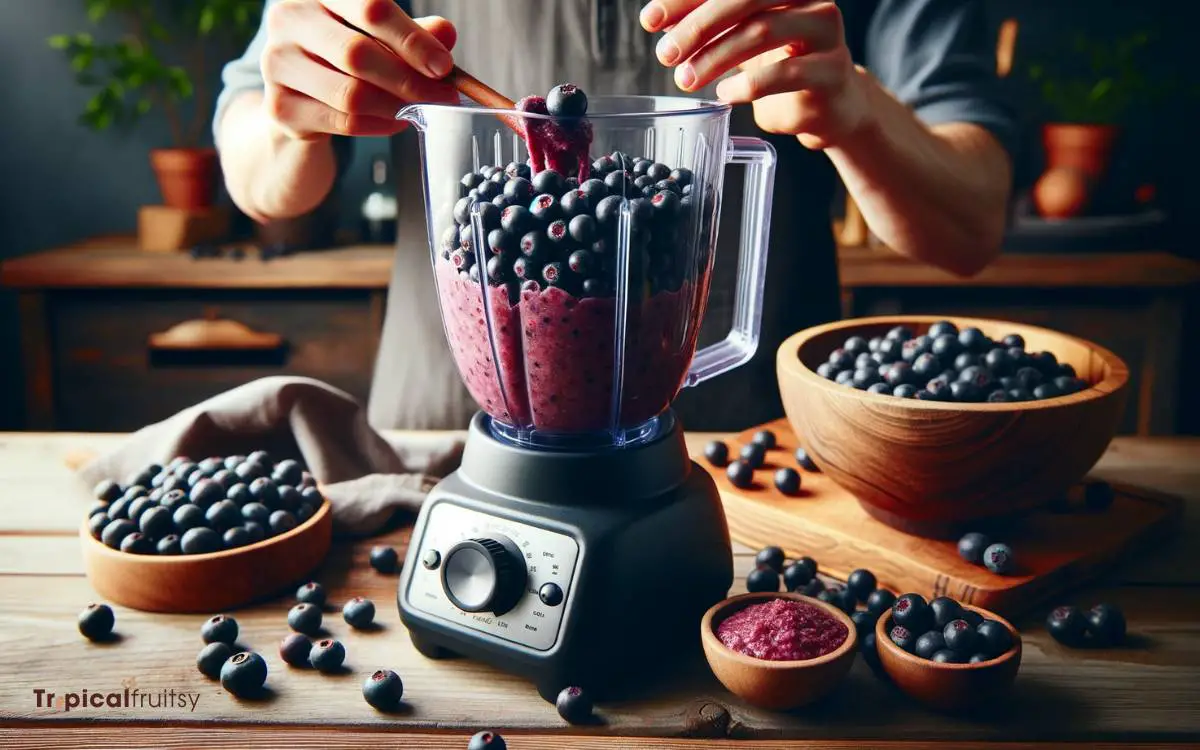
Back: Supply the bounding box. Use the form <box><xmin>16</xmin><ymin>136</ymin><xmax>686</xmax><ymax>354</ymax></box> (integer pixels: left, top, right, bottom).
<box><xmin>361</xmin><ymin>155</ymin><xmax>397</xmax><ymax>244</ymax></box>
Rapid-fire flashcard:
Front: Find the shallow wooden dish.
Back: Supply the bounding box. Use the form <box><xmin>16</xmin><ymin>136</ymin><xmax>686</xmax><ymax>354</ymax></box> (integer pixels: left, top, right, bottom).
<box><xmin>875</xmin><ymin>603</ymin><xmax>1022</xmax><ymax>712</ymax></box>
<box><xmin>776</xmin><ymin>315</ymin><xmax>1129</xmax><ymax>537</ymax></box>
<box><xmin>80</xmin><ymin>499</ymin><xmax>333</xmax><ymax>613</ymax></box>
<box><xmin>701</xmin><ymin>592</ymin><xmax>858</xmax><ymax>711</ymax></box>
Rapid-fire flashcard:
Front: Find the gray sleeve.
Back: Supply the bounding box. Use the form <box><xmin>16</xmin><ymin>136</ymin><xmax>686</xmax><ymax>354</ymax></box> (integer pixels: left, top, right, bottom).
<box><xmin>864</xmin><ymin>0</ymin><xmax>1017</xmax><ymax>157</ymax></box>
<box><xmin>212</xmin><ymin>0</ymin><xmax>354</xmax><ymax>173</ymax></box>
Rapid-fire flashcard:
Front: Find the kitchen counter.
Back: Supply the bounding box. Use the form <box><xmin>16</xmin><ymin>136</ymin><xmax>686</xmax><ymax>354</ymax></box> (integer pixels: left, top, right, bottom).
<box><xmin>1</xmin><ymin>431</ymin><xmax>1198</xmax><ymax>748</ymax></box>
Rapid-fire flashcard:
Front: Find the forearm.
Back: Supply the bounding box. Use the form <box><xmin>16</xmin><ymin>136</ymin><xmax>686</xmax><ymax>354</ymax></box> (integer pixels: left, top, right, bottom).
<box><xmin>826</xmin><ymin>69</ymin><xmax>1013</xmax><ymax>277</ymax></box>
<box><xmin>217</xmin><ymin>92</ymin><xmax>339</xmax><ymax>223</ymax></box>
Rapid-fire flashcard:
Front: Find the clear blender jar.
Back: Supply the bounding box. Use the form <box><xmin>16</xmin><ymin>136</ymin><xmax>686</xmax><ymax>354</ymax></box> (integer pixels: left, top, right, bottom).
<box><xmin>397</xmin><ymin>94</ymin><xmax>776</xmax><ymax>448</ymax></box>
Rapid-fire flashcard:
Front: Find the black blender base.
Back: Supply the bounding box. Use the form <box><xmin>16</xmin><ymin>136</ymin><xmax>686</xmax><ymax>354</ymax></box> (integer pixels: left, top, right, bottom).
<box><xmin>397</xmin><ymin>412</ymin><xmax>733</xmax><ymax>703</ymax></box>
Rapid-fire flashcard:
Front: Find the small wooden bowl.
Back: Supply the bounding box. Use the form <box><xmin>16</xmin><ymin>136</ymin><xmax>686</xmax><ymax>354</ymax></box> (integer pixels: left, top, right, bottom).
<box><xmin>777</xmin><ymin>315</ymin><xmax>1129</xmax><ymax>537</ymax></box>
<box><xmin>875</xmin><ymin>603</ymin><xmax>1022</xmax><ymax>712</ymax></box>
<box><xmin>80</xmin><ymin>500</ymin><xmax>333</xmax><ymax>613</ymax></box>
<box><xmin>701</xmin><ymin>592</ymin><xmax>858</xmax><ymax>711</ymax></box>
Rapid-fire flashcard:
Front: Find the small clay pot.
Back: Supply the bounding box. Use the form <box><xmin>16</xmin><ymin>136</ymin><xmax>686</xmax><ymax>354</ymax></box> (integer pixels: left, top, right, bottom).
<box><xmin>150</xmin><ymin>147</ymin><xmax>219</xmax><ymax>209</ymax></box>
<box><xmin>701</xmin><ymin>592</ymin><xmax>858</xmax><ymax>711</ymax></box>
<box><xmin>875</xmin><ymin>603</ymin><xmax>1022</xmax><ymax>712</ymax></box>
<box><xmin>1042</xmin><ymin>124</ymin><xmax>1119</xmax><ymax>180</ymax></box>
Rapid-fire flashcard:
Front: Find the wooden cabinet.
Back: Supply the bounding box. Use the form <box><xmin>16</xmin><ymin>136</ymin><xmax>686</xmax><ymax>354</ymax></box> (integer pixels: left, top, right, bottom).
<box><xmin>2</xmin><ymin>239</ymin><xmax>391</xmax><ymax>432</ymax></box>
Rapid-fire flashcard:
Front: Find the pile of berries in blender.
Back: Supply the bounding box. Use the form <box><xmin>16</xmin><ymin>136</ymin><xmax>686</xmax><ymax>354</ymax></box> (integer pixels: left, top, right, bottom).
<box><xmin>439</xmin><ymin>83</ymin><xmax>707</xmax><ymax>302</ymax></box>
<box><xmin>86</xmin><ymin>451</ymin><xmax>323</xmax><ymax>555</ymax></box>
<box><xmin>815</xmin><ymin>321</ymin><xmax>1091</xmax><ymax>402</ymax></box>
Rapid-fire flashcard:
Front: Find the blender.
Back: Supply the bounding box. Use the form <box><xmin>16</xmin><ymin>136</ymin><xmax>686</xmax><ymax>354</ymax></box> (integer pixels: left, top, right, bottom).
<box><xmin>395</xmin><ymin>92</ymin><xmax>777</xmax><ymax>702</ymax></box>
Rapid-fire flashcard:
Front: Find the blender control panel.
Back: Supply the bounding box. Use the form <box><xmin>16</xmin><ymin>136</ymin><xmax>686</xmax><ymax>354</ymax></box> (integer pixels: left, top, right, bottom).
<box><xmin>405</xmin><ymin>502</ymin><xmax>579</xmax><ymax>651</ymax></box>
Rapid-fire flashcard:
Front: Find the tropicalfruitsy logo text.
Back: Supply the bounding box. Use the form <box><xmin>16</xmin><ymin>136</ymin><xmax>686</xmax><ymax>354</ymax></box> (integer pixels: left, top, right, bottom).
<box><xmin>32</xmin><ymin>686</ymin><xmax>201</xmax><ymax>712</ymax></box>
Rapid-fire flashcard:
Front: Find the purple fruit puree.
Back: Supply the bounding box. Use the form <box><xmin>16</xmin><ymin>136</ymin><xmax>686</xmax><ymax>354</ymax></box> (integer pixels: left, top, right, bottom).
<box><xmin>717</xmin><ymin>599</ymin><xmax>849</xmax><ymax>662</ymax></box>
<box><xmin>516</xmin><ymin>96</ymin><xmax>592</xmax><ymax>180</ymax></box>
<box><xmin>436</xmin><ymin>261</ymin><xmax>704</xmax><ymax>432</ymax></box>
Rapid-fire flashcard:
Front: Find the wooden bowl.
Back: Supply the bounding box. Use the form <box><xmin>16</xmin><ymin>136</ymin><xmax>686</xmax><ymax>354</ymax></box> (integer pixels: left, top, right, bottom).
<box><xmin>701</xmin><ymin>592</ymin><xmax>858</xmax><ymax>710</ymax></box>
<box><xmin>875</xmin><ymin>603</ymin><xmax>1022</xmax><ymax>712</ymax></box>
<box><xmin>776</xmin><ymin>315</ymin><xmax>1129</xmax><ymax>537</ymax></box>
<box><xmin>80</xmin><ymin>500</ymin><xmax>333</xmax><ymax>613</ymax></box>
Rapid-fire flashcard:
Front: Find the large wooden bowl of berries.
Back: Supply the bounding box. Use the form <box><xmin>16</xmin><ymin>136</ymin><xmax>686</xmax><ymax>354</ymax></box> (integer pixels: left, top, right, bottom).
<box><xmin>776</xmin><ymin>315</ymin><xmax>1129</xmax><ymax>537</ymax></box>
<box><xmin>81</xmin><ymin>452</ymin><xmax>333</xmax><ymax>613</ymax></box>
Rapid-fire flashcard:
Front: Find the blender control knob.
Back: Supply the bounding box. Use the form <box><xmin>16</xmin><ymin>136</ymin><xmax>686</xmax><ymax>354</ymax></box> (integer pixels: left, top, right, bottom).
<box><xmin>440</xmin><ymin>536</ymin><xmax>526</xmax><ymax>616</ymax></box>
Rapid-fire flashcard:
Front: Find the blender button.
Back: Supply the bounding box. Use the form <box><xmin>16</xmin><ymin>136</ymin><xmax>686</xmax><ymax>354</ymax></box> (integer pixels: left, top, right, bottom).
<box><xmin>421</xmin><ymin>549</ymin><xmax>441</xmax><ymax>570</ymax></box>
<box><xmin>538</xmin><ymin>582</ymin><xmax>564</xmax><ymax>607</ymax></box>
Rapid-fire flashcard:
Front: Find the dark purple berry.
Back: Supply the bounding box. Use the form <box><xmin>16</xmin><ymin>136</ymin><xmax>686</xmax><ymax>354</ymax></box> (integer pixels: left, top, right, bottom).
<box><xmin>1047</xmin><ymin>605</ymin><xmax>1088</xmax><ymax>647</ymax></box>
<box><xmin>774</xmin><ymin>467</ymin><xmax>801</xmax><ymax>495</ymax></box>
<box><xmin>755</xmin><ymin>546</ymin><xmax>785</xmax><ymax>572</ymax></box>
<box><xmin>914</xmin><ymin>630</ymin><xmax>946</xmax><ymax>659</ymax></box>
<box><xmin>703</xmin><ymin>440</ymin><xmax>728</xmax><ymax>466</ymax></box>
<box><xmin>977</xmin><ymin>618</ymin><xmax>1015</xmax><ymax>657</ymax></box>
<box><xmin>288</xmin><ymin>602</ymin><xmax>322</xmax><ymax>636</ymax></box>
<box><xmin>746</xmin><ymin>565</ymin><xmax>780</xmax><ymax>593</ymax></box>
<box><xmin>892</xmin><ymin>593</ymin><xmax>932</xmax><ymax>633</ymax></box>
<box><xmin>555</xmin><ymin>685</ymin><xmax>593</xmax><ymax>724</ymax></box>
<box><xmin>279</xmin><ymin>632</ymin><xmax>312</xmax><ymax>668</ymax></box>
<box><xmin>983</xmin><ymin>543</ymin><xmax>1014</xmax><ymax>574</ymax></box>
<box><xmin>79</xmin><ymin>602</ymin><xmax>115</xmax><ymax>640</ymax></box>
<box><xmin>201</xmin><ymin>614</ymin><xmax>239</xmax><ymax>645</ymax></box>
<box><xmin>343</xmin><ymin>596</ymin><xmax>376</xmax><ymax>629</ymax></box>
<box><xmin>1086</xmin><ymin>603</ymin><xmax>1126</xmax><ymax>646</ymax></box>
<box><xmin>310</xmin><ymin>638</ymin><xmax>346</xmax><ymax>672</ymax></box>
<box><xmin>220</xmin><ymin>651</ymin><xmax>268</xmax><ymax>697</ymax></box>
<box><xmin>890</xmin><ymin>625</ymin><xmax>917</xmax><ymax>652</ymax></box>
<box><xmin>363</xmin><ymin>669</ymin><xmax>405</xmax><ymax>711</ymax></box>
<box><xmin>197</xmin><ymin>641</ymin><xmax>234</xmax><ymax>679</ymax></box>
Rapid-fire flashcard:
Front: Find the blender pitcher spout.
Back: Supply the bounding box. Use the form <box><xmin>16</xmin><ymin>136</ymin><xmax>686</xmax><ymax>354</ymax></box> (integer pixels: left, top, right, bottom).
<box><xmin>395</xmin><ymin>104</ymin><xmax>428</xmax><ymax>130</ymax></box>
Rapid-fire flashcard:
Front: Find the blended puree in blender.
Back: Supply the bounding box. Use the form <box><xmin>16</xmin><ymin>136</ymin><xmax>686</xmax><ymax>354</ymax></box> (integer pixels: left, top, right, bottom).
<box><xmin>435</xmin><ymin>85</ymin><xmax>713</xmax><ymax>432</ymax></box>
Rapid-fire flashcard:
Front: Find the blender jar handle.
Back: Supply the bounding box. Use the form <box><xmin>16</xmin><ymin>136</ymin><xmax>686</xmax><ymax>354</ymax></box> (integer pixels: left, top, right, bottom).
<box><xmin>684</xmin><ymin>136</ymin><xmax>777</xmax><ymax>388</ymax></box>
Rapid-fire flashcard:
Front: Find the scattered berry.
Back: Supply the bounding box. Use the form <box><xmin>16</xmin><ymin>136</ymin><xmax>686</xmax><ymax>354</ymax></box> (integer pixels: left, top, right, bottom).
<box><xmin>739</xmin><ymin>443</ymin><xmax>766</xmax><ymax>469</ymax></box>
<box><xmin>220</xmin><ymin>651</ymin><xmax>268</xmax><ymax>697</ymax></box>
<box><xmin>983</xmin><ymin>543</ymin><xmax>1015</xmax><ymax>574</ymax></box>
<box><xmin>866</xmin><ymin>589</ymin><xmax>896</xmax><ymax>617</ymax></box>
<box><xmin>468</xmin><ymin>731</ymin><xmax>507</xmax><ymax>750</ymax></box>
<box><xmin>363</xmin><ymin>669</ymin><xmax>405</xmax><ymax>711</ymax></box>
<box><xmin>1086</xmin><ymin>603</ymin><xmax>1127</xmax><ymax>646</ymax></box>
<box><xmin>783</xmin><ymin>560</ymin><xmax>814</xmax><ymax>591</ymax></box>
<box><xmin>369</xmin><ymin>546</ymin><xmax>399</xmax><ymax>574</ymax></box>
<box><xmin>726</xmin><ymin>460</ymin><xmax>754</xmax><ymax>489</ymax></box>
<box><xmin>794</xmin><ymin>447</ymin><xmax>818</xmax><ymax>472</ymax></box>
<box><xmin>288</xmin><ymin>602</ymin><xmax>323</xmax><ymax>636</ymax></box>
<box><xmin>745</xmin><ymin>565</ymin><xmax>780</xmax><ymax>593</ymax></box>
<box><xmin>799</xmin><ymin>578</ymin><xmax>825</xmax><ymax>597</ymax></box>
<box><xmin>201</xmin><ymin>614</ymin><xmax>239</xmax><ymax>645</ymax></box>
<box><xmin>754</xmin><ymin>546</ymin><xmax>785</xmax><ymax>572</ymax></box>
<box><xmin>1046</xmin><ymin>605</ymin><xmax>1088</xmax><ymax>647</ymax></box>
<box><xmin>197</xmin><ymin>642</ymin><xmax>234</xmax><ymax>679</ymax></box>
<box><xmin>851</xmin><ymin>610</ymin><xmax>877</xmax><ymax>640</ymax></box>
<box><xmin>751</xmin><ymin>430</ymin><xmax>776</xmax><ymax>449</ymax></box>
<box><xmin>846</xmin><ymin>569</ymin><xmax>877</xmax><ymax>602</ymax></box>
<box><xmin>773</xmin><ymin>467</ymin><xmax>801</xmax><ymax>495</ymax></box>
<box><xmin>310</xmin><ymin>638</ymin><xmax>346</xmax><ymax>672</ymax></box>
<box><xmin>296</xmin><ymin>581</ymin><xmax>326</xmax><ymax>607</ymax></box>
<box><xmin>957</xmin><ymin>532</ymin><xmax>990</xmax><ymax>565</ymax></box>
<box><xmin>78</xmin><ymin>603</ymin><xmax>115</xmax><ymax>641</ymax></box>
<box><xmin>343</xmin><ymin>597</ymin><xmax>377</xmax><ymax>629</ymax></box>
<box><xmin>279</xmin><ymin>633</ymin><xmax>312</xmax><ymax>668</ymax></box>
<box><xmin>556</xmin><ymin>685</ymin><xmax>594</xmax><ymax>724</ymax></box>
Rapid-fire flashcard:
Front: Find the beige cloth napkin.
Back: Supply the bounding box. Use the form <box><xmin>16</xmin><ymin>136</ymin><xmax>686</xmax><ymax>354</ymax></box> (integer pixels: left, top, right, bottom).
<box><xmin>77</xmin><ymin>377</ymin><xmax>464</xmax><ymax>535</ymax></box>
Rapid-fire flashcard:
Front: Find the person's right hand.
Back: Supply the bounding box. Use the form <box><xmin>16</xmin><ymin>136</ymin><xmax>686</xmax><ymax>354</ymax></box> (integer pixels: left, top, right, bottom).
<box><xmin>261</xmin><ymin>0</ymin><xmax>459</xmax><ymax>140</ymax></box>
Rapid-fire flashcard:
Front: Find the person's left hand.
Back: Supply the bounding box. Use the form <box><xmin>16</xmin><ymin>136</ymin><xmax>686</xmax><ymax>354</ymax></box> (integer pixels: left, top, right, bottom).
<box><xmin>640</xmin><ymin>0</ymin><xmax>872</xmax><ymax>149</ymax></box>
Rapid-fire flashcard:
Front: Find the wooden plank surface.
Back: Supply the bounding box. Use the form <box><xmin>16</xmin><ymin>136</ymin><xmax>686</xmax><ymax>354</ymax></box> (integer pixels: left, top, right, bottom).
<box><xmin>0</xmin><ymin>431</ymin><xmax>1198</xmax><ymax>745</ymax></box>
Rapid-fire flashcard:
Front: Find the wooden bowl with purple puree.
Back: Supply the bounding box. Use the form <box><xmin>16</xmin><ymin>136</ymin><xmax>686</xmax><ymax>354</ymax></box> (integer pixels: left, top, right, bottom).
<box><xmin>701</xmin><ymin>592</ymin><xmax>858</xmax><ymax>711</ymax></box>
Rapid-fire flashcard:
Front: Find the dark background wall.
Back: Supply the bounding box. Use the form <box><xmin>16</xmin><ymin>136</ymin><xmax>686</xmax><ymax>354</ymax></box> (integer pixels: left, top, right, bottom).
<box><xmin>0</xmin><ymin>1</ymin><xmax>1192</xmax><ymax>429</ymax></box>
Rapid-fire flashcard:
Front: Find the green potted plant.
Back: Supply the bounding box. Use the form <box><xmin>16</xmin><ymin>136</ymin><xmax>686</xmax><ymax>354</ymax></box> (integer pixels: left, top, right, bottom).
<box><xmin>49</xmin><ymin>0</ymin><xmax>261</xmax><ymax>210</ymax></box>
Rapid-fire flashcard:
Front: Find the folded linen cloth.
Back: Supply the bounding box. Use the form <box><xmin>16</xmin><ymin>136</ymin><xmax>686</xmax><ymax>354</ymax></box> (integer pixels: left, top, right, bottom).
<box><xmin>77</xmin><ymin>377</ymin><xmax>465</xmax><ymax>535</ymax></box>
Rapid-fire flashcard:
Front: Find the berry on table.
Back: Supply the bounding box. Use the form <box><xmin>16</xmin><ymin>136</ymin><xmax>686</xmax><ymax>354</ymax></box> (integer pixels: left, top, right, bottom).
<box><xmin>739</xmin><ymin>443</ymin><xmax>766</xmax><ymax>469</ymax></box>
<box><xmin>288</xmin><ymin>602</ymin><xmax>323</xmax><ymax>636</ymax></box>
<box><xmin>703</xmin><ymin>440</ymin><xmax>729</xmax><ymax>466</ymax></box>
<box><xmin>343</xmin><ymin>597</ymin><xmax>377</xmax><ymax>629</ymax></box>
<box><xmin>726</xmin><ymin>460</ymin><xmax>754</xmax><ymax>489</ymax></box>
<box><xmin>794</xmin><ymin>447</ymin><xmax>818</xmax><ymax>472</ymax></box>
<box><xmin>866</xmin><ymin>589</ymin><xmax>896</xmax><ymax>616</ymax></box>
<box><xmin>851</xmin><ymin>610</ymin><xmax>877</xmax><ymax>640</ymax></box>
<box><xmin>197</xmin><ymin>642</ymin><xmax>234</xmax><ymax>680</ymax></box>
<box><xmin>746</xmin><ymin>565</ymin><xmax>780</xmax><ymax>593</ymax></box>
<box><xmin>861</xmin><ymin>631</ymin><xmax>883</xmax><ymax>674</ymax></box>
<box><xmin>296</xmin><ymin>581</ymin><xmax>326</xmax><ymax>607</ymax></box>
<box><xmin>783</xmin><ymin>560</ymin><xmax>814</xmax><ymax>591</ymax></box>
<box><xmin>977</xmin><ymin>619</ymin><xmax>1014</xmax><ymax>658</ymax></box>
<box><xmin>220</xmin><ymin>651</ymin><xmax>268</xmax><ymax>698</ymax></box>
<box><xmin>363</xmin><ymin>669</ymin><xmax>405</xmax><ymax>711</ymax></box>
<box><xmin>556</xmin><ymin>685</ymin><xmax>594</xmax><ymax>724</ymax></box>
<box><xmin>310</xmin><ymin>638</ymin><xmax>346</xmax><ymax>672</ymax></box>
<box><xmin>846</xmin><ymin>569</ymin><xmax>877</xmax><ymax>602</ymax></box>
<box><xmin>755</xmin><ymin>546</ymin><xmax>785</xmax><ymax>572</ymax></box>
<box><xmin>929</xmin><ymin>596</ymin><xmax>964</xmax><ymax>629</ymax></box>
<box><xmin>983</xmin><ymin>543</ymin><xmax>1015</xmax><ymax>574</ymax></box>
<box><xmin>1046</xmin><ymin>605</ymin><xmax>1088</xmax><ymax>647</ymax></box>
<box><xmin>78</xmin><ymin>603</ymin><xmax>115</xmax><ymax>641</ymax></box>
<box><xmin>799</xmin><ymin>578</ymin><xmax>825</xmax><ymax>597</ymax></box>
<box><xmin>774</xmin><ymin>467</ymin><xmax>801</xmax><ymax>495</ymax></box>
<box><xmin>468</xmin><ymin>731</ymin><xmax>508</xmax><ymax>750</ymax></box>
<box><xmin>892</xmin><ymin>593</ymin><xmax>933</xmax><ymax>633</ymax></box>
<box><xmin>201</xmin><ymin>614</ymin><xmax>239</xmax><ymax>645</ymax></box>
<box><xmin>834</xmin><ymin>585</ymin><xmax>858</xmax><ymax>615</ymax></box>
<box><xmin>1086</xmin><ymin>603</ymin><xmax>1127</xmax><ymax>646</ymax></box>
<box><xmin>370</xmin><ymin>545</ymin><xmax>399</xmax><ymax>574</ymax></box>
<box><xmin>280</xmin><ymin>632</ymin><xmax>312</xmax><ymax>668</ymax></box>
<box><xmin>751</xmin><ymin>429</ymin><xmax>777</xmax><ymax>449</ymax></box>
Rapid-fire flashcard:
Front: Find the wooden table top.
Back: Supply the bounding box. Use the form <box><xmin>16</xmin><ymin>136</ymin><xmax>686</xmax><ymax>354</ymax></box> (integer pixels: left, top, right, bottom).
<box><xmin>1</xmin><ymin>431</ymin><xmax>1198</xmax><ymax>749</ymax></box>
<box><xmin>4</xmin><ymin>236</ymin><xmax>1198</xmax><ymax>291</ymax></box>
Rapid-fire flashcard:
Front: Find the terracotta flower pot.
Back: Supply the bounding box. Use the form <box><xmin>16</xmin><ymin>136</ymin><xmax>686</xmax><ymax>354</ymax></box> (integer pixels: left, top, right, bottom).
<box><xmin>150</xmin><ymin>147</ymin><xmax>219</xmax><ymax>210</ymax></box>
<box><xmin>1042</xmin><ymin>124</ymin><xmax>1119</xmax><ymax>180</ymax></box>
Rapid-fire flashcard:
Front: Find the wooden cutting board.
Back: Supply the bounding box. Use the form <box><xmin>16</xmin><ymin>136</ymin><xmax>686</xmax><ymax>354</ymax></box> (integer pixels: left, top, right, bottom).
<box><xmin>692</xmin><ymin>419</ymin><xmax>1182</xmax><ymax>617</ymax></box>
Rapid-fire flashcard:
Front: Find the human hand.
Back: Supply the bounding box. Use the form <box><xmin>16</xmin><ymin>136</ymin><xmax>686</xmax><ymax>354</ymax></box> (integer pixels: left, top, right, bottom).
<box><xmin>640</xmin><ymin>1</ymin><xmax>871</xmax><ymax>149</ymax></box>
<box><xmin>261</xmin><ymin>0</ymin><xmax>459</xmax><ymax>140</ymax></box>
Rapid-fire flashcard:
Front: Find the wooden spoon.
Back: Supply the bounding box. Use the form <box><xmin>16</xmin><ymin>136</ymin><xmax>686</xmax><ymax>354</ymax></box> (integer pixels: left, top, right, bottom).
<box><xmin>445</xmin><ymin>66</ymin><xmax>523</xmax><ymax>134</ymax></box>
